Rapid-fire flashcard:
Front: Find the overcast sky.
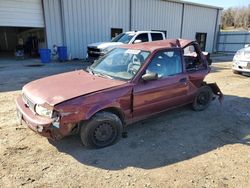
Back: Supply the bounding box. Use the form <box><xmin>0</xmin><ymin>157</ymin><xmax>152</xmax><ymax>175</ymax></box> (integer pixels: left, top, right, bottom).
<box><xmin>186</xmin><ymin>0</ymin><xmax>249</xmax><ymax>9</ymax></box>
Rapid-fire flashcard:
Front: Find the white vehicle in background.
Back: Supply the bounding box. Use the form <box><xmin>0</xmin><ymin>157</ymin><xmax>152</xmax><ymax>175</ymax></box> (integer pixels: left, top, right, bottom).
<box><xmin>232</xmin><ymin>44</ymin><xmax>250</xmax><ymax>75</ymax></box>
<box><xmin>87</xmin><ymin>31</ymin><xmax>166</xmax><ymax>62</ymax></box>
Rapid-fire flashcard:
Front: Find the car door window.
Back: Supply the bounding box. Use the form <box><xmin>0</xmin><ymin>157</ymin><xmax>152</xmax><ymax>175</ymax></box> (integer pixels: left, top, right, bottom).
<box><xmin>183</xmin><ymin>44</ymin><xmax>204</xmax><ymax>71</ymax></box>
<box><xmin>134</xmin><ymin>33</ymin><xmax>149</xmax><ymax>43</ymax></box>
<box><xmin>151</xmin><ymin>33</ymin><xmax>163</xmax><ymax>41</ymax></box>
<box><xmin>146</xmin><ymin>49</ymin><xmax>182</xmax><ymax>78</ymax></box>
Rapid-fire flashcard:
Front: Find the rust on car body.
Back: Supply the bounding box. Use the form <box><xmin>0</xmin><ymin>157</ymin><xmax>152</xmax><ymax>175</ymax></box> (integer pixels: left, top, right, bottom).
<box><xmin>16</xmin><ymin>39</ymin><xmax>223</xmax><ymax>145</ymax></box>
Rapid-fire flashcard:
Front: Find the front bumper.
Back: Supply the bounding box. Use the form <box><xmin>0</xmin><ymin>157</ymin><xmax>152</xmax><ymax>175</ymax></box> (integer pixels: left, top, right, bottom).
<box><xmin>87</xmin><ymin>47</ymin><xmax>107</xmax><ymax>62</ymax></box>
<box><xmin>87</xmin><ymin>48</ymin><xmax>102</xmax><ymax>60</ymax></box>
<box><xmin>86</xmin><ymin>55</ymin><xmax>100</xmax><ymax>63</ymax></box>
<box><xmin>16</xmin><ymin>95</ymin><xmax>55</xmax><ymax>139</ymax></box>
<box><xmin>87</xmin><ymin>53</ymin><xmax>105</xmax><ymax>63</ymax></box>
<box><xmin>232</xmin><ymin>61</ymin><xmax>250</xmax><ymax>73</ymax></box>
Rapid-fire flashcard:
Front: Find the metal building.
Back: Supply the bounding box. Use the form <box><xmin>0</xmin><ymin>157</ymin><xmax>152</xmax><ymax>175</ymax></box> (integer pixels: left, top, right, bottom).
<box><xmin>0</xmin><ymin>0</ymin><xmax>222</xmax><ymax>59</ymax></box>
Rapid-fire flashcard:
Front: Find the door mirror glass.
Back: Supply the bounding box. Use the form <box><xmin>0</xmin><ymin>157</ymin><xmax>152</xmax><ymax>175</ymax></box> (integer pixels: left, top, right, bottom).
<box><xmin>142</xmin><ymin>72</ymin><xmax>158</xmax><ymax>81</ymax></box>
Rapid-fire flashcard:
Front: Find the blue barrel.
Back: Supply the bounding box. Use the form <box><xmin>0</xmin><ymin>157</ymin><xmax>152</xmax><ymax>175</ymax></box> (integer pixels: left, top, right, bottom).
<box><xmin>39</xmin><ymin>49</ymin><xmax>51</xmax><ymax>63</ymax></box>
<box><xmin>58</xmin><ymin>46</ymin><xmax>67</xmax><ymax>61</ymax></box>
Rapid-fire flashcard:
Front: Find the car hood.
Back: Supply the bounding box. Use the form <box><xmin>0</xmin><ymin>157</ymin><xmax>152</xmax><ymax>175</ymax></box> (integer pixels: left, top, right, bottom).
<box><xmin>88</xmin><ymin>42</ymin><xmax>124</xmax><ymax>50</ymax></box>
<box><xmin>23</xmin><ymin>70</ymin><xmax>125</xmax><ymax>106</ymax></box>
<box><xmin>242</xmin><ymin>47</ymin><xmax>250</xmax><ymax>58</ymax></box>
<box><xmin>234</xmin><ymin>47</ymin><xmax>250</xmax><ymax>61</ymax></box>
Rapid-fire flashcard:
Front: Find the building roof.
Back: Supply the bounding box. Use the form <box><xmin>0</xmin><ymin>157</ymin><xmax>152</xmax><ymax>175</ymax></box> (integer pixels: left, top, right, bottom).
<box><xmin>119</xmin><ymin>39</ymin><xmax>194</xmax><ymax>52</ymax></box>
<box><xmin>165</xmin><ymin>0</ymin><xmax>223</xmax><ymax>10</ymax></box>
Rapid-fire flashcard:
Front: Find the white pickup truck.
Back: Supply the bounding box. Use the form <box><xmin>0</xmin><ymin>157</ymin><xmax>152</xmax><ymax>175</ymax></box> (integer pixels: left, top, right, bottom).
<box><xmin>87</xmin><ymin>31</ymin><xmax>166</xmax><ymax>61</ymax></box>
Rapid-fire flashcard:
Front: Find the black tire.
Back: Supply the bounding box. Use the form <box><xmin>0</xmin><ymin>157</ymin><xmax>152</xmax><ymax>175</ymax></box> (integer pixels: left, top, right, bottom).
<box><xmin>233</xmin><ymin>70</ymin><xmax>240</xmax><ymax>74</ymax></box>
<box><xmin>192</xmin><ymin>86</ymin><xmax>213</xmax><ymax>111</ymax></box>
<box><xmin>80</xmin><ymin>112</ymin><xmax>123</xmax><ymax>148</ymax></box>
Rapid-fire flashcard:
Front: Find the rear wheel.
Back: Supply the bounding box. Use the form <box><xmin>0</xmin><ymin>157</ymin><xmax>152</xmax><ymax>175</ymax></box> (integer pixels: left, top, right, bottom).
<box><xmin>192</xmin><ymin>86</ymin><xmax>213</xmax><ymax>111</ymax></box>
<box><xmin>80</xmin><ymin>112</ymin><xmax>123</xmax><ymax>148</ymax></box>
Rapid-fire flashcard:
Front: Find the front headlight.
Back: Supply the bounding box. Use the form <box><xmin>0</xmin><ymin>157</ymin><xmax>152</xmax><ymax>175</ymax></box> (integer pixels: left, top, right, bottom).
<box><xmin>35</xmin><ymin>104</ymin><xmax>53</xmax><ymax>118</ymax></box>
<box><xmin>233</xmin><ymin>50</ymin><xmax>244</xmax><ymax>60</ymax></box>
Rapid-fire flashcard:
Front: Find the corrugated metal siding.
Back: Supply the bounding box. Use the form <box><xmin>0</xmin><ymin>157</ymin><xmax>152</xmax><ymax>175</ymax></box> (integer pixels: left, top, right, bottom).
<box><xmin>43</xmin><ymin>0</ymin><xmax>63</xmax><ymax>50</ymax></box>
<box><xmin>43</xmin><ymin>0</ymin><xmax>220</xmax><ymax>58</ymax></box>
<box><xmin>217</xmin><ymin>10</ymin><xmax>222</xmax><ymax>29</ymax></box>
<box><xmin>218</xmin><ymin>32</ymin><xmax>250</xmax><ymax>52</ymax></box>
<box><xmin>213</xmin><ymin>9</ymin><xmax>222</xmax><ymax>52</ymax></box>
<box><xmin>131</xmin><ymin>0</ymin><xmax>182</xmax><ymax>38</ymax></box>
<box><xmin>182</xmin><ymin>5</ymin><xmax>217</xmax><ymax>52</ymax></box>
<box><xmin>61</xmin><ymin>0</ymin><xmax>130</xmax><ymax>58</ymax></box>
<box><xmin>0</xmin><ymin>0</ymin><xmax>44</xmax><ymax>27</ymax></box>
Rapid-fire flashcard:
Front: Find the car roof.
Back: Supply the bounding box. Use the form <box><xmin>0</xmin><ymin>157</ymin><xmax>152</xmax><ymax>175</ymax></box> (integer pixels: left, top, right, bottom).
<box><xmin>119</xmin><ymin>39</ymin><xmax>194</xmax><ymax>52</ymax></box>
<box><xmin>125</xmin><ymin>31</ymin><xmax>164</xmax><ymax>34</ymax></box>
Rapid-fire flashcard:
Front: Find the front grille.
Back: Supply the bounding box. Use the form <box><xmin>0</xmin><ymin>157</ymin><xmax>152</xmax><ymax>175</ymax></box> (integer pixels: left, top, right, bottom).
<box><xmin>88</xmin><ymin>47</ymin><xmax>100</xmax><ymax>53</ymax></box>
<box><xmin>22</xmin><ymin>93</ymin><xmax>35</xmax><ymax>112</ymax></box>
<box><xmin>87</xmin><ymin>47</ymin><xmax>101</xmax><ymax>58</ymax></box>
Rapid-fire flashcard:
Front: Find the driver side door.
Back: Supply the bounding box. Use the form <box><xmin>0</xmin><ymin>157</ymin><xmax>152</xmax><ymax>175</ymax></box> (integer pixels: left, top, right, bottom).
<box><xmin>132</xmin><ymin>49</ymin><xmax>189</xmax><ymax>120</ymax></box>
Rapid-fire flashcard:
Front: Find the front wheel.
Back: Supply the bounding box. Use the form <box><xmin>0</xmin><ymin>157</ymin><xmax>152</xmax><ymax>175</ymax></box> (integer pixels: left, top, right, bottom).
<box><xmin>192</xmin><ymin>86</ymin><xmax>213</xmax><ymax>111</ymax></box>
<box><xmin>232</xmin><ymin>70</ymin><xmax>240</xmax><ymax>74</ymax></box>
<box><xmin>80</xmin><ymin>112</ymin><xmax>123</xmax><ymax>148</ymax></box>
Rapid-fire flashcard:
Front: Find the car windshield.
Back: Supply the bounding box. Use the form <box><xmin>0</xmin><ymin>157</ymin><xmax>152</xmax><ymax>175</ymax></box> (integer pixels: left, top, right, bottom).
<box><xmin>111</xmin><ymin>33</ymin><xmax>135</xmax><ymax>44</ymax></box>
<box><xmin>89</xmin><ymin>48</ymin><xmax>150</xmax><ymax>80</ymax></box>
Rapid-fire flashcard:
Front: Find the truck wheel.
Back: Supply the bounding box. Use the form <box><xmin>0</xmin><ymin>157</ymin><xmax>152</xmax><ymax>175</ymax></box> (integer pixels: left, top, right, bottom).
<box><xmin>80</xmin><ymin>112</ymin><xmax>123</xmax><ymax>148</ymax></box>
<box><xmin>192</xmin><ymin>86</ymin><xmax>213</xmax><ymax>111</ymax></box>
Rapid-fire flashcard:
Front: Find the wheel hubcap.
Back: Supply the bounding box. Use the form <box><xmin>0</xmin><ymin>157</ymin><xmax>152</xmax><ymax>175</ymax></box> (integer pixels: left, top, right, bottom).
<box><xmin>94</xmin><ymin>123</ymin><xmax>114</xmax><ymax>143</ymax></box>
<box><xmin>197</xmin><ymin>91</ymin><xmax>209</xmax><ymax>105</ymax></box>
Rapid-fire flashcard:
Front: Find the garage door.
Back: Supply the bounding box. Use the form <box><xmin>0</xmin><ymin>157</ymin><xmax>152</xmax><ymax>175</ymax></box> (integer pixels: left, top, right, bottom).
<box><xmin>0</xmin><ymin>0</ymin><xmax>44</xmax><ymax>27</ymax></box>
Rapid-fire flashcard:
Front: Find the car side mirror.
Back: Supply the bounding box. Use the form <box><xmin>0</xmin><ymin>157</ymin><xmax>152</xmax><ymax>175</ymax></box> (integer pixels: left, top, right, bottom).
<box><xmin>142</xmin><ymin>72</ymin><xmax>158</xmax><ymax>81</ymax></box>
<box><xmin>134</xmin><ymin>39</ymin><xmax>142</xmax><ymax>44</ymax></box>
<box><xmin>244</xmin><ymin>44</ymin><xmax>250</xmax><ymax>48</ymax></box>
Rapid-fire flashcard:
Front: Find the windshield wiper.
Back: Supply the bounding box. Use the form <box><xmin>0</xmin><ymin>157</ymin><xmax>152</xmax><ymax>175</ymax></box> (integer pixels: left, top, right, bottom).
<box><xmin>95</xmin><ymin>72</ymin><xmax>114</xmax><ymax>80</ymax></box>
<box><xmin>88</xmin><ymin>67</ymin><xmax>113</xmax><ymax>80</ymax></box>
<box><xmin>87</xmin><ymin>66</ymin><xmax>94</xmax><ymax>75</ymax></box>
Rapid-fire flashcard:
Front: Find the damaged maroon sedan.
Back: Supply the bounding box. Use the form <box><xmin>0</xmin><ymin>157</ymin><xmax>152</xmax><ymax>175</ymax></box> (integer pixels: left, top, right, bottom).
<box><xmin>16</xmin><ymin>39</ymin><xmax>223</xmax><ymax>148</ymax></box>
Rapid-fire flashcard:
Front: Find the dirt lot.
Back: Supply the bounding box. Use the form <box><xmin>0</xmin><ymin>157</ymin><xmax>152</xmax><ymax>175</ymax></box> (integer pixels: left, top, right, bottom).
<box><xmin>0</xmin><ymin>58</ymin><xmax>250</xmax><ymax>187</ymax></box>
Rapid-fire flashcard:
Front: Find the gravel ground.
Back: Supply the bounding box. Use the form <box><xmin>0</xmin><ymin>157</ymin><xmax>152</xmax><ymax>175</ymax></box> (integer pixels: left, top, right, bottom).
<box><xmin>0</xmin><ymin>57</ymin><xmax>249</xmax><ymax>187</ymax></box>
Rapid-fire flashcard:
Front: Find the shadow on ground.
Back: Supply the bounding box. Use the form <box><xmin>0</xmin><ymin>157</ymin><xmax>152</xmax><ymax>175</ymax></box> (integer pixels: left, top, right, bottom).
<box><xmin>50</xmin><ymin>95</ymin><xmax>250</xmax><ymax>170</ymax></box>
<box><xmin>210</xmin><ymin>64</ymin><xmax>231</xmax><ymax>73</ymax></box>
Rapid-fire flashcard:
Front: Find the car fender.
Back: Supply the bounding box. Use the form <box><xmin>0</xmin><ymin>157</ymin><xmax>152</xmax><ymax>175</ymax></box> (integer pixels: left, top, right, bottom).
<box><xmin>83</xmin><ymin>101</ymin><xmax>124</xmax><ymax>121</ymax></box>
<box><xmin>205</xmin><ymin>82</ymin><xmax>224</xmax><ymax>103</ymax></box>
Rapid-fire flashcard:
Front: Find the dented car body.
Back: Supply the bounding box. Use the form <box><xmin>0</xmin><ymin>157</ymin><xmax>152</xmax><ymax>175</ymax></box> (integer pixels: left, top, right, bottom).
<box><xmin>16</xmin><ymin>39</ymin><xmax>223</xmax><ymax>148</ymax></box>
